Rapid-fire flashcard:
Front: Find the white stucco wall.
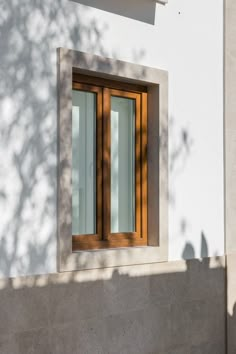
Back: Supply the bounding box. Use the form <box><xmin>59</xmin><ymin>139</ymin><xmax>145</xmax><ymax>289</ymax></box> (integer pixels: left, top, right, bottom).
<box><xmin>0</xmin><ymin>0</ymin><xmax>224</xmax><ymax>277</ymax></box>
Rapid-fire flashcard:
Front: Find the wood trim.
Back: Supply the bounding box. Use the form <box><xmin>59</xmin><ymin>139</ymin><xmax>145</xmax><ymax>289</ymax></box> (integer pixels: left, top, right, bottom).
<box><xmin>72</xmin><ymin>76</ymin><xmax>148</xmax><ymax>251</ymax></box>
<box><xmin>73</xmin><ymin>234</ymin><xmax>101</xmax><ymax>241</ymax></box>
<box><xmin>103</xmin><ymin>87</ymin><xmax>111</xmax><ymax>240</ymax></box>
<box><xmin>73</xmin><ymin>73</ymin><xmax>147</xmax><ymax>93</ymax></box>
<box><xmin>73</xmin><ymin>237</ymin><xmax>147</xmax><ymax>250</ymax></box>
<box><xmin>108</xmin><ymin>89</ymin><xmax>141</xmax><ymax>100</ymax></box>
<box><xmin>141</xmin><ymin>92</ymin><xmax>148</xmax><ymax>242</ymax></box>
<box><xmin>102</xmin><ymin>88</ymin><xmax>143</xmax><ymax>243</ymax></box>
<box><xmin>73</xmin><ymin>82</ymin><xmax>102</xmax><ymax>93</ymax></box>
<box><xmin>96</xmin><ymin>86</ymin><xmax>103</xmax><ymax>241</ymax></box>
<box><xmin>135</xmin><ymin>92</ymin><xmax>142</xmax><ymax>237</ymax></box>
<box><xmin>72</xmin><ymin>82</ymin><xmax>103</xmax><ymax>250</ymax></box>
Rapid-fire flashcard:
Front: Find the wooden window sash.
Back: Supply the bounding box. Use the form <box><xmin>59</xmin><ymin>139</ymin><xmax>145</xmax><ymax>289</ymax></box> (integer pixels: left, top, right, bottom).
<box><xmin>103</xmin><ymin>89</ymin><xmax>142</xmax><ymax>243</ymax></box>
<box><xmin>73</xmin><ymin>73</ymin><xmax>148</xmax><ymax>94</ymax></box>
<box><xmin>72</xmin><ymin>79</ymin><xmax>147</xmax><ymax>251</ymax></box>
<box><xmin>72</xmin><ymin>82</ymin><xmax>103</xmax><ymax>242</ymax></box>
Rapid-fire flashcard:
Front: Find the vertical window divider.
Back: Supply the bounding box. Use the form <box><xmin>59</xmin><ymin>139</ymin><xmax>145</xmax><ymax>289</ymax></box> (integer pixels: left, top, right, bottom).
<box><xmin>103</xmin><ymin>88</ymin><xmax>111</xmax><ymax>240</ymax></box>
<box><xmin>96</xmin><ymin>87</ymin><xmax>103</xmax><ymax>241</ymax></box>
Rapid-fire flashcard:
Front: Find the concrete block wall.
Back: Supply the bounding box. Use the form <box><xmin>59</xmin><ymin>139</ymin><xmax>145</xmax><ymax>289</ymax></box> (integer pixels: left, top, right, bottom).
<box><xmin>0</xmin><ymin>257</ymin><xmax>225</xmax><ymax>354</ymax></box>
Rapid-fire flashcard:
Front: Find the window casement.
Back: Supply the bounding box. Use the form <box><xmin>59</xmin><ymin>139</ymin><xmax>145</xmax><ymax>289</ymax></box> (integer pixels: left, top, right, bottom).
<box><xmin>72</xmin><ymin>75</ymin><xmax>147</xmax><ymax>250</ymax></box>
<box><xmin>58</xmin><ymin>48</ymin><xmax>168</xmax><ymax>272</ymax></box>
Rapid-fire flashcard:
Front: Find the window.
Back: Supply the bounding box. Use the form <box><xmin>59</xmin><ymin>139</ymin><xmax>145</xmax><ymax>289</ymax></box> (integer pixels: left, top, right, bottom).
<box><xmin>71</xmin><ymin>75</ymin><xmax>147</xmax><ymax>250</ymax></box>
<box><xmin>58</xmin><ymin>48</ymin><xmax>168</xmax><ymax>272</ymax></box>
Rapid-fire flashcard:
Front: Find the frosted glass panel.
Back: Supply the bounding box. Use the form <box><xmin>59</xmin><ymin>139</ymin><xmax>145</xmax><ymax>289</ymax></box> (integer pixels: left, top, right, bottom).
<box><xmin>111</xmin><ymin>96</ymin><xmax>135</xmax><ymax>233</ymax></box>
<box><xmin>72</xmin><ymin>90</ymin><xmax>96</xmax><ymax>235</ymax></box>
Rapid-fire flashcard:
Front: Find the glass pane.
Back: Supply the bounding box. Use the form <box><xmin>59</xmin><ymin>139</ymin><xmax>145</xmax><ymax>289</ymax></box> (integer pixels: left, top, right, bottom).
<box><xmin>72</xmin><ymin>90</ymin><xmax>96</xmax><ymax>235</ymax></box>
<box><xmin>111</xmin><ymin>96</ymin><xmax>135</xmax><ymax>233</ymax></box>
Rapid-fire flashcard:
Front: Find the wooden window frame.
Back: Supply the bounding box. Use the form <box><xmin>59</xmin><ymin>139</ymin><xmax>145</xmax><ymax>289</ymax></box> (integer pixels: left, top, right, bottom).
<box><xmin>72</xmin><ymin>75</ymin><xmax>147</xmax><ymax>251</ymax></box>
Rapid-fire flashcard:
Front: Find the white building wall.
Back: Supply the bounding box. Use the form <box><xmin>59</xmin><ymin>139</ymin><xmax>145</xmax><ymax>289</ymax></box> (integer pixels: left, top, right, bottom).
<box><xmin>0</xmin><ymin>0</ymin><xmax>224</xmax><ymax>278</ymax></box>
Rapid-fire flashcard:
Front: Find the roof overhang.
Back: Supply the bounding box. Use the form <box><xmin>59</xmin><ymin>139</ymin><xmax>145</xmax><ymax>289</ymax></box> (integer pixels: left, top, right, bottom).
<box><xmin>156</xmin><ymin>0</ymin><xmax>168</xmax><ymax>4</ymax></box>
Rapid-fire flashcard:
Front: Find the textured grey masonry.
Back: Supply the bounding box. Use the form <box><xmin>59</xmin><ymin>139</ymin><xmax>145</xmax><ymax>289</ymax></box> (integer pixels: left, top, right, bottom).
<box><xmin>0</xmin><ymin>256</ymin><xmax>226</xmax><ymax>354</ymax></box>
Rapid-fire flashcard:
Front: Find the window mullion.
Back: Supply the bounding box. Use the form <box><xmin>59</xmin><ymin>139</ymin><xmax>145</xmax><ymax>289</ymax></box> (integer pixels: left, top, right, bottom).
<box><xmin>102</xmin><ymin>88</ymin><xmax>111</xmax><ymax>240</ymax></box>
<box><xmin>96</xmin><ymin>87</ymin><xmax>103</xmax><ymax>240</ymax></box>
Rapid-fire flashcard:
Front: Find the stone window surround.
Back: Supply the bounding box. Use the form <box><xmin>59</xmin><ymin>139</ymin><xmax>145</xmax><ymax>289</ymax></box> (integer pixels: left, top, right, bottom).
<box><xmin>58</xmin><ymin>47</ymin><xmax>168</xmax><ymax>272</ymax></box>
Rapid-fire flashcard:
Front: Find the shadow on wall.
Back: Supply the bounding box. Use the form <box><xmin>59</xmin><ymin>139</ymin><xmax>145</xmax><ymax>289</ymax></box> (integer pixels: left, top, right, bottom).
<box><xmin>0</xmin><ymin>1</ymin><xmax>103</xmax><ymax>277</ymax></box>
<box><xmin>0</xmin><ymin>0</ymin><xmax>212</xmax><ymax>276</ymax></box>
<box><xmin>182</xmin><ymin>232</ymin><xmax>209</xmax><ymax>260</ymax></box>
<box><xmin>0</xmin><ymin>253</ymin><xmax>227</xmax><ymax>353</ymax></box>
<box><xmin>0</xmin><ymin>0</ymin><xmax>148</xmax><ymax>277</ymax></box>
<box><xmin>71</xmin><ymin>0</ymin><xmax>158</xmax><ymax>24</ymax></box>
<box><xmin>168</xmin><ymin>115</ymin><xmax>205</xmax><ymax>261</ymax></box>
<box><xmin>169</xmin><ymin>116</ymin><xmax>193</xmax><ymax>182</ymax></box>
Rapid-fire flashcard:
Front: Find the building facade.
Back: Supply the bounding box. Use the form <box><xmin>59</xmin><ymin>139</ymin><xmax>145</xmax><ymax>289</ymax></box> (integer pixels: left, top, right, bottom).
<box><xmin>0</xmin><ymin>0</ymin><xmax>235</xmax><ymax>352</ymax></box>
